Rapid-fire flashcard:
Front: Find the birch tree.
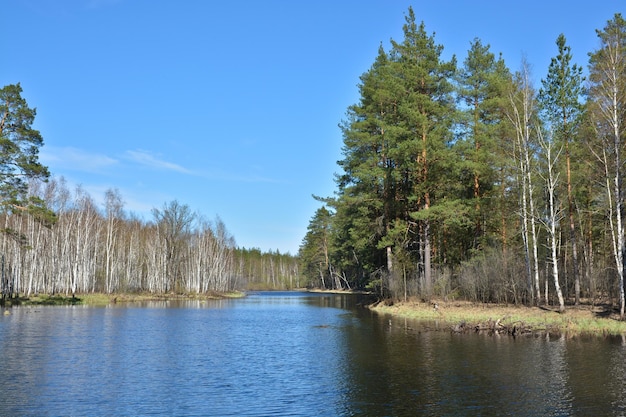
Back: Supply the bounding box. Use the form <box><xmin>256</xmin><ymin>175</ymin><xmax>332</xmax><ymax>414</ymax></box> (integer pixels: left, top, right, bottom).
<box><xmin>592</xmin><ymin>16</ymin><xmax>625</xmax><ymax>310</ymax></box>
<box><xmin>152</xmin><ymin>200</ymin><xmax>195</xmax><ymax>292</ymax></box>
<box><xmin>103</xmin><ymin>188</ymin><xmax>124</xmax><ymax>293</ymax></box>
<box><xmin>507</xmin><ymin>58</ymin><xmax>541</xmax><ymax>304</ymax></box>
<box><xmin>0</xmin><ymin>84</ymin><xmax>52</xmax><ymax>299</ymax></box>
<box><xmin>588</xmin><ymin>13</ymin><xmax>626</xmax><ymax>317</ymax></box>
<box><xmin>537</xmin><ymin>127</ymin><xmax>566</xmax><ymax>311</ymax></box>
<box><xmin>539</xmin><ymin>34</ymin><xmax>585</xmax><ymax>304</ymax></box>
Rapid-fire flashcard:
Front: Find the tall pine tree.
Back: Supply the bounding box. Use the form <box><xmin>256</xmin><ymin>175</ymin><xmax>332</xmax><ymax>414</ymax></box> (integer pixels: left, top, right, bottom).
<box><xmin>538</xmin><ymin>33</ymin><xmax>585</xmax><ymax>304</ymax></box>
<box><xmin>388</xmin><ymin>7</ymin><xmax>457</xmax><ymax>294</ymax></box>
<box><xmin>457</xmin><ymin>39</ymin><xmax>511</xmax><ymax>251</ymax></box>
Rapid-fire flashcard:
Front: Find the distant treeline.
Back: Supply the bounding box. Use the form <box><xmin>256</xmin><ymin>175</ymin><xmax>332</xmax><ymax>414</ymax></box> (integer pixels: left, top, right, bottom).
<box><xmin>299</xmin><ymin>9</ymin><xmax>626</xmax><ymax>316</ymax></box>
<box><xmin>0</xmin><ymin>177</ymin><xmax>300</xmax><ymax>299</ymax></box>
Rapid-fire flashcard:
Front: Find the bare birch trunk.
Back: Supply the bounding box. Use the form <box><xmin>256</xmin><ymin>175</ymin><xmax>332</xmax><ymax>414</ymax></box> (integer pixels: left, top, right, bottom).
<box><xmin>539</xmin><ymin>129</ymin><xmax>565</xmax><ymax>311</ymax></box>
<box><xmin>508</xmin><ymin>60</ymin><xmax>540</xmax><ymax>305</ymax></box>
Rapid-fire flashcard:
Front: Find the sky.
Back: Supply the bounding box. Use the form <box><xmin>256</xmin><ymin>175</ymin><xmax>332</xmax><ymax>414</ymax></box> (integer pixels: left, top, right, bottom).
<box><xmin>3</xmin><ymin>1</ymin><xmax>624</xmax><ymax>254</ymax></box>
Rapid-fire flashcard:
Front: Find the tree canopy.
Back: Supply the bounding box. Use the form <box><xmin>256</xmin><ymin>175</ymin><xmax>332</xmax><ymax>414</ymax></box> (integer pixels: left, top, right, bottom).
<box><xmin>0</xmin><ymin>84</ymin><xmax>50</xmax><ymax>206</ymax></box>
<box><xmin>300</xmin><ymin>9</ymin><xmax>626</xmax><ymax>313</ymax></box>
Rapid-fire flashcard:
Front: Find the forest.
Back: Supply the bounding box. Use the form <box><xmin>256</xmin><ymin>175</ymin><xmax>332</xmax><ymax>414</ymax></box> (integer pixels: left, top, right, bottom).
<box><xmin>0</xmin><ymin>175</ymin><xmax>300</xmax><ymax>299</ymax></box>
<box><xmin>299</xmin><ymin>9</ymin><xmax>626</xmax><ymax>317</ymax></box>
<box><xmin>0</xmin><ymin>82</ymin><xmax>299</xmax><ymax>299</ymax></box>
<box><xmin>2</xmin><ymin>9</ymin><xmax>626</xmax><ymax>316</ymax></box>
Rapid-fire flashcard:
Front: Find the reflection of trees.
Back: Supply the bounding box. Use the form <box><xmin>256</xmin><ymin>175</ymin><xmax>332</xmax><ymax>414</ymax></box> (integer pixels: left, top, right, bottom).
<box><xmin>340</xmin><ymin>312</ymin><xmax>625</xmax><ymax>415</ymax></box>
<box><xmin>567</xmin><ymin>336</ymin><xmax>626</xmax><ymax>414</ymax></box>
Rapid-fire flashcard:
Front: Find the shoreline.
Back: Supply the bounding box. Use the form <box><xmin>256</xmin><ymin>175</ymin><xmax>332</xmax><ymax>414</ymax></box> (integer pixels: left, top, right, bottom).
<box><xmin>1</xmin><ymin>291</ymin><xmax>245</xmax><ymax>307</ymax></box>
<box><xmin>7</xmin><ymin>291</ymin><xmax>626</xmax><ymax>337</ymax></box>
<box><xmin>305</xmin><ymin>288</ymin><xmax>373</xmax><ymax>295</ymax></box>
<box><xmin>3</xmin><ymin>289</ymin><xmax>366</xmax><ymax>306</ymax></box>
<box><xmin>369</xmin><ymin>299</ymin><xmax>626</xmax><ymax>337</ymax></box>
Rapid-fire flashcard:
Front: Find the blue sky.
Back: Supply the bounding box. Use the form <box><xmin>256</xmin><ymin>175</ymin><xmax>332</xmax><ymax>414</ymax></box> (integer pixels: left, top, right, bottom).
<box><xmin>3</xmin><ymin>1</ymin><xmax>623</xmax><ymax>254</ymax></box>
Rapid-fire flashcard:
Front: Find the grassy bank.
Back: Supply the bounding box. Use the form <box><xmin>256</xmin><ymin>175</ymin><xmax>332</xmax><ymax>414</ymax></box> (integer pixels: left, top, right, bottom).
<box><xmin>370</xmin><ymin>299</ymin><xmax>626</xmax><ymax>337</ymax></box>
<box><xmin>2</xmin><ymin>291</ymin><xmax>245</xmax><ymax>307</ymax></box>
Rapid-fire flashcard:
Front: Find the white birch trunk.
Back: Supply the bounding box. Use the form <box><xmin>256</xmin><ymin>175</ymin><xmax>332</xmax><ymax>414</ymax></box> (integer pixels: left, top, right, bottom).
<box><xmin>539</xmin><ymin>129</ymin><xmax>565</xmax><ymax>311</ymax></box>
<box><xmin>508</xmin><ymin>60</ymin><xmax>540</xmax><ymax>304</ymax></box>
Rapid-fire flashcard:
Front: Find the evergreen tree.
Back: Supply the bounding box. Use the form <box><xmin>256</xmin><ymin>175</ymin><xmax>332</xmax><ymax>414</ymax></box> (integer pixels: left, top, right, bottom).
<box><xmin>332</xmin><ymin>45</ymin><xmax>402</xmax><ymax>287</ymax></box>
<box><xmin>388</xmin><ymin>7</ymin><xmax>457</xmax><ymax>294</ymax></box>
<box><xmin>538</xmin><ymin>33</ymin><xmax>585</xmax><ymax>304</ymax></box>
<box><xmin>0</xmin><ymin>83</ymin><xmax>55</xmax><ymax>267</ymax></box>
<box><xmin>0</xmin><ymin>84</ymin><xmax>52</xmax><ymax>218</ymax></box>
<box><xmin>299</xmin><ymin>206</ymin><xmax>333</xmax><ymax>288</ymax></box>
<box><xmin>456</xmin><ymin>39</ymin><xmax>511</xmax><ymax>250</ymax></box>
<box><xmin>489</xmin><ymin>59</ymin><xmax>517</xmax><ymax>254</ymax></box>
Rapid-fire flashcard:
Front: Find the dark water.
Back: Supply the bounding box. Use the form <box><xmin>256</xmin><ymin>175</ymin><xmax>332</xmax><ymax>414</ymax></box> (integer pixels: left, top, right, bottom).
<box><xmin>0</xmin><ymin>292</ymin><xmax>625</xmax><ymax>416</ymax></box>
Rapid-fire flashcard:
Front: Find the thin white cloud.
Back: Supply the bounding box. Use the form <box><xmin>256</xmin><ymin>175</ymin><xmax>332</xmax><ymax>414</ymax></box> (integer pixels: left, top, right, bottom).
<box><xmin>40</xmin><ymin>146</ymin><xmax>118</xmax><ymax>173</ymax></box>
<box><xmin>125</xmin><ymin>150</ymin><xmax>193</xmax><ymax>174</ymax></box>
<box><xmin>123</xmin><ymin>148</ymin><xmax>289</xmax><ymax>185</ymax></box>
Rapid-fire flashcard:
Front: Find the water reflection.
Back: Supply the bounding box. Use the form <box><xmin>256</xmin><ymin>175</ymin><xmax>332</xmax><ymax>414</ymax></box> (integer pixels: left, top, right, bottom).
<box><xmin>345</xmin><ymin>308</ymin><xmax>626</xmax><ymax>416</ymax></box>
<box><xmin>0</xmin><ymin>293</ymin><xmax>625</xmax><ymax>416</ymax></box>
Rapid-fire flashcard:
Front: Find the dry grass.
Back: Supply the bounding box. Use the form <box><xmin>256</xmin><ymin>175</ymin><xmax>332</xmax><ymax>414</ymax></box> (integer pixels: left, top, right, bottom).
<box><xmin>371</xmin><ymin>298</ymin><xmax>626</xmax><ymax>337</ymax></box>
<box><xmin>4</xmin><ymin>291</ymin><xmax>245</xmax><ymax>306</ymax></box>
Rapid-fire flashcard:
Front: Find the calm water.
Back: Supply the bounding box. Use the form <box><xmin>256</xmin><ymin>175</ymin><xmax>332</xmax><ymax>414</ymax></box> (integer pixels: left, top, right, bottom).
<box><xmin>1</xmin><ymin>292</ymin><xmax>625</xmax><ymax>416</ymax></box>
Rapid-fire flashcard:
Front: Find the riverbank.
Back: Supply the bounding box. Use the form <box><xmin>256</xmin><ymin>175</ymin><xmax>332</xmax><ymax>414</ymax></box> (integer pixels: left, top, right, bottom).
<box><xmin>2</xmin><ymin>291</ymin><xmax>245</xmax><ymax>307</ymax></box>
<box><xmin>306</xmin><ymin>288</ymin><xmax>372</xmax><ymax>295</ymax></box>
<box><xmin>370</xmin><ymin>299</ymin><xmax>626</xmax><ymax>337</ymax></box>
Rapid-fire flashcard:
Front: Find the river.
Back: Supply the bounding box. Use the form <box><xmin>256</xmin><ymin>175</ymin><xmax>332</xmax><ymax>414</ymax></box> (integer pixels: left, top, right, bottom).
<box><xmin>0</xmin><ymin>291</ymin><xmax>625</xmax><ymax>416</ymax></box>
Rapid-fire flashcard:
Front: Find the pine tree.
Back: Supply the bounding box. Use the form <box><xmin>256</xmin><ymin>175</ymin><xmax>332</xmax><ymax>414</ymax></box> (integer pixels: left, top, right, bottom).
<box><xmin>389</xmin><ymin>7</ymin><xmax>457</xmax><ymax>294</ymax></box>
<box><xmin>322</xmin><ymin>7</ymin><xmax>458</xmax><ymax>295</ymax></box>
<box><xmin>457</xmin><ymin>39</ymin><xmax>512</xmax><ymax>250</ymax></box>
<box><xmin>299</xmin><ymin>206</ymin><xmax>333</xmax><ymax>288</ymax></box>
<box><xmin>335</xmin><ymin>45</ymin><xmax>402</xmax><ymax>277</ymax></box>
<box><xmin>538</xmin><ymin>33</ymin><xmax>585</xmax><ymax>304</ymax></box>
<box><xmin>0</xmin><ymin>84</ymin><xmax>52</xmax><ymax>216</ymax></box>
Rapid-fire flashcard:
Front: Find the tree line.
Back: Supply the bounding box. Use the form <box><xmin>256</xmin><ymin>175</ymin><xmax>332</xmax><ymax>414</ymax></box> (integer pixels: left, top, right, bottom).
<box><xmin>0</xmin><ymin>84</ymin><xmax>300</xmax><ymax>300</ymax></box>
<box><xmin>299</xmin><ymin>9</ymin><xmax>626</xmax><ymax>316</ymax></box>
<box><xmin>0</xmin><ymin>176</ymin><xmax>300</xmax><ymax>298</ymax></box>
